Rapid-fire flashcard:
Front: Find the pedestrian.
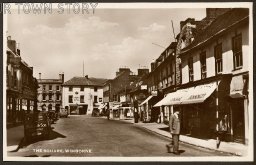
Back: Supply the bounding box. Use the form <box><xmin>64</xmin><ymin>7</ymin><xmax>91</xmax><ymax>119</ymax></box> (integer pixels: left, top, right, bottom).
<box><xmin>167</xmin><ymin>110</ymin><xmax>181</xmax><ymax>155</ymax></box>
<box><xmin>217</xmin><ymin>114</ymin><xmax>228</xmax><ymax>148</ymax></box>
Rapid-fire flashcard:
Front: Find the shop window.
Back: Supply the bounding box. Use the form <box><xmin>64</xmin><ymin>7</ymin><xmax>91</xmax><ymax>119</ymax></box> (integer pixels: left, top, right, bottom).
<box><xmin>232</xmin><ymin>34</ymin><xmax>243</xmax><ymax>69</ymax></box>
<box><xmin>69</xmin><ymin>95</ymin><xmax>73</xmax><ymax>103</ymax></box>
<box><xmin>214</xmin><ymin>43</ymin><xmax>223</xmax><ymax>74</ymax></box>
<box><xmin>188</xmin><ymin>57</ymin><xmax>194</xmax><ymax>82</ymax></box>
<box><xmin>69</xmin><ymin>87</ymin><xmax>73</xmax><ymax>91</ymax></box>
<box><xmin>200</xmin><ymin>52</ymin><xmax>207</xmax><ymax>79</ymax></box>
<box><xmin>80</xmin><ymin>95</ymin><xmax>84</xmax><ymax>103</ymax></box>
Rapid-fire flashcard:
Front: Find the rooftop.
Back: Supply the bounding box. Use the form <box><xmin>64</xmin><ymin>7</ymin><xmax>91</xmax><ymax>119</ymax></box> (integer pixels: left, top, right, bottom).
<box><xmin>63</xmin><ymin>77</ymin><xmax>108</xmax><ymax>87</ymax></box>
<box><xmin>181</xmin><ymin>8</ymin><xmax>249</xmax><ymax>54</ymax></box>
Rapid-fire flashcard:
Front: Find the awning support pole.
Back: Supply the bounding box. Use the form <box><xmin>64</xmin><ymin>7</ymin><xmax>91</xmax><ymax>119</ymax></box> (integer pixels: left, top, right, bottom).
<box><xmin>216</xmin><ymin>81</ymin><xmax>219</xmax><ymax>148</ymax></box>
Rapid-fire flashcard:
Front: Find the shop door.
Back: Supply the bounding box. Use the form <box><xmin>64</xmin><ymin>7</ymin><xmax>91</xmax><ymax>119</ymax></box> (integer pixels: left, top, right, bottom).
<box><xmin>232</xmin><ymin>99</ymin><xmax>245</xmax><ymax>143</ymax></box>
<box><xmin>79</xmin><ymin>105</ymin><xmax>88</xmax><ymax>115</ymax></box>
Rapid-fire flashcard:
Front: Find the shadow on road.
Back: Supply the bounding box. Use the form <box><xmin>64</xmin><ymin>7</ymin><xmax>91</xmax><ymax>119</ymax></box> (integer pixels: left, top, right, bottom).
<box><xmin>12</xmin><ymin>130</ymin><xmax>66</xmax><ymax>152</ymax></box>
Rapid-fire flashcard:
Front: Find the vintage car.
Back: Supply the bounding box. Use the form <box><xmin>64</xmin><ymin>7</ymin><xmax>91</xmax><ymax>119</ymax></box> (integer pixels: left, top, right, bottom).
<box><xmin>59</xmin><ymin>108</ymin><xmax>68</xmax><ymax>118</ymax></box>
<box><xmin>24</xmin><ymin>111</ymin><xmax>51</xmax><ymax>141</ymax></box>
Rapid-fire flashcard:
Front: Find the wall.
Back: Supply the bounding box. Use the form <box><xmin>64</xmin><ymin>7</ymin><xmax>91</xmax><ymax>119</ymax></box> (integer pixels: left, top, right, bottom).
<box><xmin>62</xmin><ymin>86</ymin><xmax>103</xmax><ymax>114</ymax></box>
<box><xmin>181</xmin><ymin>24</ymin><xmax>249</xmax><ymax>84</ymax></box>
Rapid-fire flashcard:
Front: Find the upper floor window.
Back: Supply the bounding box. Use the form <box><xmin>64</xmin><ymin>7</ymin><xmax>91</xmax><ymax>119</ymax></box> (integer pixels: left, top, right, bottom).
<box><xmin>94</xmin><ymin>96</ymin><xmax>98</xmax><ymax>103</ymax></box>
<box><xmin>80</xmin><ymin>95</ymin><xmax>84</xmax><ymax>103</ymax></box>
<box><xmin>94</xmin><ymin>87</ymin><xmax>98</xmax><ymax>92</ymax></box>
<box><xmin>214</xmin><ymin>43</ymin><xmax>223</xmax><ymax>74</ymax></box>
<box><xmin>69</xmin><ymin>95</ymin><xmax>73</xmax><ymax>103</ymax></box>
<box><xmin>49</xmin><ymin>93</ymin><xmax>52</xmax><ymax>100</ymax></box>
<box><xmin>80</xmin><ymin>86</ymin><xmax>84</xmax><ymax>91</ymax></box>
<box><xmin>200</xmin><ymin>52</ymin><xmax>207</xmax><ymax>79</ymax></box>
<box><xmin>56</xmin><ymin>85</ymin><xmax>60</xmax><ymax>91</ymax></box>
<box><xmin>42</xmin><ymin>93</ymin><xmax>46</xmax><ymax>100</ymax></box>
<box><xmin>43</xmin><ymin>85</ymin><xmax>46</xmax><ymax>91</ymax></box>
<box><xmin>49</xmin><ymin>85</ymin><xmax>52</xmax><ymax>91</ymax></box>
<box><xmin>232</xmin><ymin>34</ymin><xmax>243</xmax><ymax>69</ymax></box>
<box><xmin>188</xmin><ymin>57</ymin><xmax>194</xmax><ymax>82</ymax></box>
<box><xmin>56</xmin><ymin>94</ymin><xmax>60</xmax><ymax>101</ymax></box>
<box><xmin>69</xmin><ymin>86</ymin><xmax>73</xmax><ymax>91</ymax></box>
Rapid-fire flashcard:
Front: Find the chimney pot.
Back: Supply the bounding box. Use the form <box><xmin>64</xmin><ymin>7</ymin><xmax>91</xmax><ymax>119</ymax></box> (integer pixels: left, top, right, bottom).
<box><xmin>39</xmin><ymin>73</ymin><xmax>41</xmax><ymax>79</ymax></box>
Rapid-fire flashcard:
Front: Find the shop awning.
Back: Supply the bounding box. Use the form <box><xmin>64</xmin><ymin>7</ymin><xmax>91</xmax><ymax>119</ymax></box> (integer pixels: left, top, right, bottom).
<box><xmin>139</xmin><ymin>95</ymin><xmax>154</xmax><ymax>106</ymax></box>
<box><xmin>180</xmin><ymin>82</ymin><xmax>217</xmax><ymax>105</ymax></box>
<box><xmin>153</xmin><ymin>89</ymin><xmax>187</xmax><ymax>107</ymax></box>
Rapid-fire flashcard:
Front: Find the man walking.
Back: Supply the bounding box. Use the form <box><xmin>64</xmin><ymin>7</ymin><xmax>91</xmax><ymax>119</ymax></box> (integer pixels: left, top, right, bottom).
<box><xmin>168</xmin><ymin>110</ymin><xmax>181</xmax><ymax>155</ymax></box>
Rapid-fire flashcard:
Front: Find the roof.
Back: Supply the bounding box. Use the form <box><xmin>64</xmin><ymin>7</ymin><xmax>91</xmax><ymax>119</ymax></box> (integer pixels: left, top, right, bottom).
<box><xmin>181</xmin><ymin>8</ymin><xmax>249</xmax><ymax>54</ymax></box>
<box><xmin>63</xmin><ymin>77</ymin><xmax>108</xmax><ymax>86</ymax></box>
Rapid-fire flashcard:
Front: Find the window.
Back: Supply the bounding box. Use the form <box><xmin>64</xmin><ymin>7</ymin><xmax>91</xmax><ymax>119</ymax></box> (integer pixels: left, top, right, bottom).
<box><xmin>69</xmin><ymin>87</ymin><xmax>73</xmax><ymax>91</ymax></box>
<box><xmin>232</xmin><ymin>34</ymin><xmax>243</xmax><ymax>69</ymax></box>
<box><xmin>49</xmin><ymin>93</ymin><xmax>52</xmax><ymax>100</ymax></box>
<box><xmin>200</xmin><ymin>52</ymin><xmax>207</xmax><ymax>79</ymax></box>
<box><xmin>99</xmin><ymin>98</ymin><xmax>102</xmax><ymax>102</ymax></box>
<box><xmin>214</xmin><ymin>43</ymin><xmax>223</xmax><ymax>74</ymax></box>
<box><xmin>80</xmin><ymin>95</ymin><xmax>84</xmax><ymax>103</ymax></box>
<box><xmin>43</xmin><ymin>85</ymin><xmax>46</xmax><ymax>91</ymax></box>
<box><xmin>80</xmin><ymin>86</ymin><xmax>84</xmax><ymax>91</ymax></box>
<box><xmin>49</xmin><ymin>85</ymin><xmax>52</xmax><ymax>91</ymax></box>
<box><xmin>43</xmin><ymin>93</ymin><xmax>46</xmax><ymax>100</ymax></box>
<box><xmin>56</xmin><ymin>94</ymin><xmax>60</xmax><ymax>101</ymax></box>
<box><xmin>188</xmin><ymin>57</ymin><xmax>194</xmax><ymax>82</ymax></box>
<box><xmin>94</xmin><ymin>87</ymin><xmax>98</xmax><ymax>92</ymax></box>
<box><xmin>69</xmin><ymin>95</ymin><xmax>73</xmax><ymax>103</ymax></box>
<box><xmin>56</xmin><ymin>85</ymin><xmax>60</xmax><ymax>91</ymax></box>
<box><xmin>94</xmin><ymin>96</ymin><xmax>98</xmax><ymax>103</ymax></box>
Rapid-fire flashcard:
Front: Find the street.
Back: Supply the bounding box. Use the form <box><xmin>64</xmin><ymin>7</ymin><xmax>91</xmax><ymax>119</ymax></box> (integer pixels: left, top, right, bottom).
<box><xmin>9</xmin><ymin>115</ymin><xmax>232</xmax><ymax>157</ymax></box>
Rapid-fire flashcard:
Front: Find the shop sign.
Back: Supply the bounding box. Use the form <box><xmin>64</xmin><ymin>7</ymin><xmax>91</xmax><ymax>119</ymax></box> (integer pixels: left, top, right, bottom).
<box><xmin>188</xmin><ymin>94</ymin><xmax>206</xmax><ymax>100</ymax></box>
<box><xmin>151</xmin><ymin>91</ymin><xmax>158</xmax><ymax>96</ymax></box>
<box><xmin>141</xmin><ymin>85</ymin><xmax>147</xmax><ymax>90</ymax></box>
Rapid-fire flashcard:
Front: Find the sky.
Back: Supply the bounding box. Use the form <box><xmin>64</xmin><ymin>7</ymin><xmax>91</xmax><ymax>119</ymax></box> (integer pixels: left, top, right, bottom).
<box><xmin>7</xmin><ymin>5</ymin><xmax>206</xmax><ymax>81</ymax></box>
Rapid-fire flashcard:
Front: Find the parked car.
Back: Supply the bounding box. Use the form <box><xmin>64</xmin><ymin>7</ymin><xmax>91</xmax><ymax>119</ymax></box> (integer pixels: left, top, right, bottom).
<box><xmin>59</xmin><ymin>108</ymin><xmax>68</xmax><ymax>118</ymax></box>
<box><xmin>24</xmin><ymin>111</ymin><xmax>51</xmax><ymax>141</ymax></box>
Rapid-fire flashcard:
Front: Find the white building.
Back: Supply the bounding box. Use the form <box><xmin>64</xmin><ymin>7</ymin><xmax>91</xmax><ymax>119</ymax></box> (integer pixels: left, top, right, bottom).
<box><xmin>62</xmin><ymin>76</ymin><xmax>107</xmax><ymax>115</ymax></box>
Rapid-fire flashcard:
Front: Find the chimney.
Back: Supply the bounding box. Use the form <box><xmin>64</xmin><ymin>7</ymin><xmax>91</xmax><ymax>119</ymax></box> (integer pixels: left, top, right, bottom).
<box><xmin>59</xmin><ymin>73</ymin><xmax>62</xmax><ymax>80</ymax></box>
<box><xmin>39</xmin><ymin>73</ymin><xmax>41</xmax><ymax>79</ymax></box>
<box><xmin>62</xmin><ymin>73</ymin><xmax>64</xmax><ymax>83</ymax></box>
<box><xmin>7</xmin><ymin>38</ymin><xmax>17</xmax><ymax>54</ymax></box>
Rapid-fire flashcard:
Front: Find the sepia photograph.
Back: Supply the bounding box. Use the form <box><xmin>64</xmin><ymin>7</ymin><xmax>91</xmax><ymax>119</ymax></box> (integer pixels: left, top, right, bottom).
<box><xmin>2</xmin><ymin>2</ymin><xmax>253</xmax><ymax>162</ymax></box>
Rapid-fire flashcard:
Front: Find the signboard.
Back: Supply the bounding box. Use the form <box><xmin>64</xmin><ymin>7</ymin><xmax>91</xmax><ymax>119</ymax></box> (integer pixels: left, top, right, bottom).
<box><xmin>141</xmin><ymin>85</ymin><xmax>147</xmax><ymax>90</ymax></box>
<box><xmin>151</xmin><ymin>90</ymin><xmax>158</xmax><ymax>96</ymax></box>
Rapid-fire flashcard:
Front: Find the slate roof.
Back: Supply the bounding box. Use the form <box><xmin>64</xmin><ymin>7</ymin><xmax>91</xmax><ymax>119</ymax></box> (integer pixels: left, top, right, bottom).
<box><xmin>181</xmin><ymin>8</ymin><xmax>249</xmax><ymax>54</ymax></box>
<box><xmin>63</xmin><ymin>77</ymin><xmax>108</xmax><ymax>86</ymax></box>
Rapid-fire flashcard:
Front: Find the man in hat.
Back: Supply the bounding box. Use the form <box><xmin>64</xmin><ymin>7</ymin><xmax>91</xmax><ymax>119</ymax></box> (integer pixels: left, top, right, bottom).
<box><xmin>168</xmin><ymin>110</ymin><xmax>181</xmax><ymax>155</ymax></box>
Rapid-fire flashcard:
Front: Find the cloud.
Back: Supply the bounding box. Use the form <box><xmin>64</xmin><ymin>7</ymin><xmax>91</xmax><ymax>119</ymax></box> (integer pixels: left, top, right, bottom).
<box><xmin>138</xmin><ymin>23</ymin><xmax>166</xmax><ymax>32</ymax></box>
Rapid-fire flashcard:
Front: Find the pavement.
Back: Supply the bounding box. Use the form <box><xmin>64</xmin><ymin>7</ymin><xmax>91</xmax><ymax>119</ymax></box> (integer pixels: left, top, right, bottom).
<box><xmin>6</xmin><ymin>124</ymin><xmax>24</xmax><ymax>152</ymax></box>
<box><xmin>115</xmin><ymin>117</ymin><xmax>248</xmax><ymax>156</ymax></box>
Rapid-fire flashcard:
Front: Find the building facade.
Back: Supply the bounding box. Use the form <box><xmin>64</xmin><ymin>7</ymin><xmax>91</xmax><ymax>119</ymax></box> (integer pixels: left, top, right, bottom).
<box><xmin>178</xmin><ymin>8</ymin><xmax>249</xmax><ymax>144</ymax></box>
<box><xmin>6</xmin><ymin>36</ymin><xmax>38</xmax><ymax>125</ymax></box>
<box><xmin>62</xmin><ymin>76</ymin><xmax>107</xmax><ymax>115</ymax></box>
<box><xmin>153</xmin><ymin>8</ymin><xmax>249</xmax><ymax>145</ymax></box>
<box><xmin>37</xmin><ymin>73</ymin><xmax>64</xmax><ymax>111</ymax></box>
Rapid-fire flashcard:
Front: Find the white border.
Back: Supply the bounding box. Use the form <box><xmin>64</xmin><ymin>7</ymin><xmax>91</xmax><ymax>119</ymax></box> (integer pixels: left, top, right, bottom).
<box><xmin>3</xmin><ymin>2</ymin><xmax>254</xmax><ymax>162</ymax></box>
